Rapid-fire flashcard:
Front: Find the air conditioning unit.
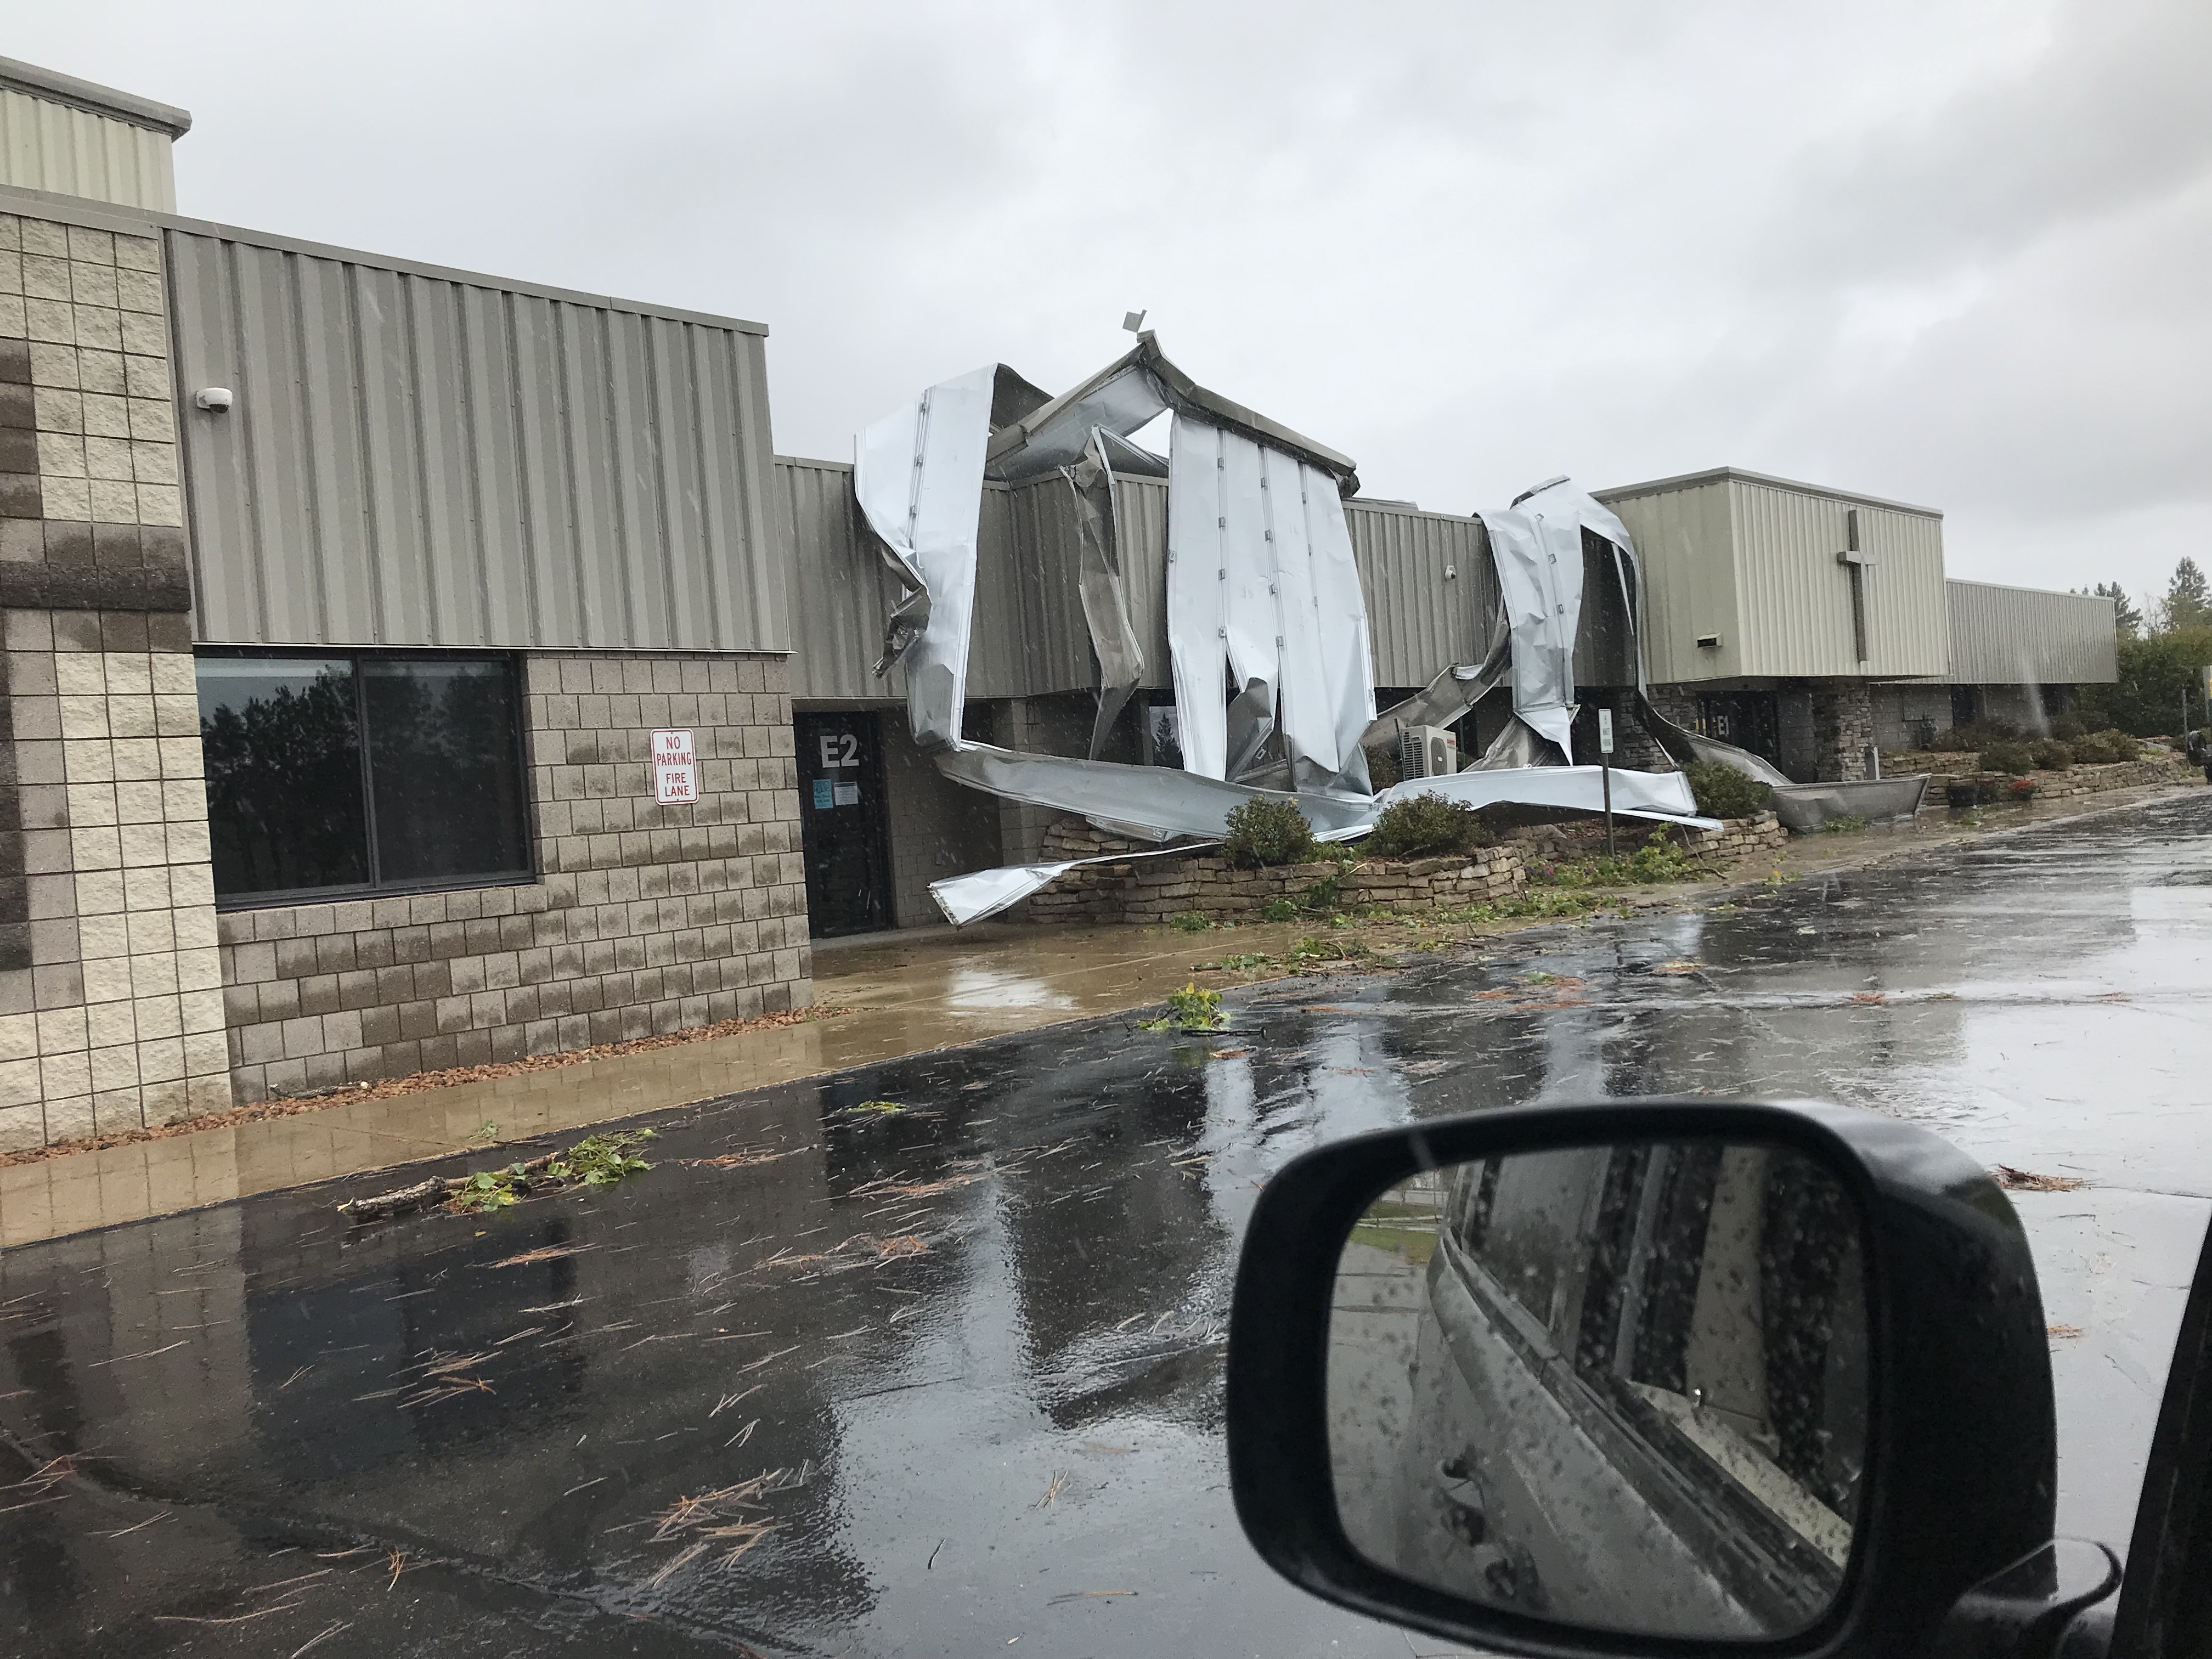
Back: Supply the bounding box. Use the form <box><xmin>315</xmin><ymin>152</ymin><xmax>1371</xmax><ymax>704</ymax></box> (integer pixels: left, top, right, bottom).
<box><xmin>1398</xmin><ymin>725</ymin><xmax>1459</xmax><ymax>780</ymax></box>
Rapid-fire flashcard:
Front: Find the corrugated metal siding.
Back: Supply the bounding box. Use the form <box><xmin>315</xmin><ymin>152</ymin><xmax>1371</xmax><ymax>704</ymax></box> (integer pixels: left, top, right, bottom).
<box><xmin>995</xmin><ymin>477</ymin><xmax>1094</xmax><ymax>697</ymax></box>
<box><xmin>1348</xmin><ymin>503</ymin><xmax>1492</xmax><ymax>689</ymax></box>
<box><xmin>782</xmin><ymin>469</ymin><xmax>1640</xmax><ymax>707</ymax></box>
<box><xmin>0</xmin><ymin>87</ymin><xmax>173</xmax><ymax>211</ymax></box>
<box><xmin>779</xmin><ymin>456</ymin><xmax>907</xmax><ymax>701</ymax></box>
<box><xmin>1598</xmin><ymin>481</ymin><xmax>1740</xmax><ymax>684</ymax></box>
<box><xmin>170</xmin><ymin>228</ymin><xmax>787</xmax><ymax>653</ymax></box>
<box><xmin>1114</xmin><ymin>475</ymin><xmax>1172</xmax><ymax>691</ymax></box>
<box><xmin>1729</xmin><ymin>481</ymin><xmax>1947</xmax><ymax>680</ymax></box>
<box><xmin>1945</xmin><ymin>580</ymin><xmax>2117</xmax><ymax>684</ymax></box>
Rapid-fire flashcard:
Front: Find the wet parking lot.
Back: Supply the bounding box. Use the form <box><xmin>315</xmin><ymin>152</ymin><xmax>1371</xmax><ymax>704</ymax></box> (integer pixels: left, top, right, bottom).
<box><xmin>3</xmin><ymin>794</ymin><xmax>2209</xmax><ymax>1656</ymax></box>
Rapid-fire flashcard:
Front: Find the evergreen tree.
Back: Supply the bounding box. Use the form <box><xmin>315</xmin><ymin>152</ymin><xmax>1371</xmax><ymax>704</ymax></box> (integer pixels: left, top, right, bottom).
<box><xmin>2083</xmin><ymin>580</ymin><xmax>2144</xmax><ymax>639</ymax></box>
<box><xmin>2165</xmin><ymin>558</ymin><xmax>2210</xmax><ymax>632</ymax></box>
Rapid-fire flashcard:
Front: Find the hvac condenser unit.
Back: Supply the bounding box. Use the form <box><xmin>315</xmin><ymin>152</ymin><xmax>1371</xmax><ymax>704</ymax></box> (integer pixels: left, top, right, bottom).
<box><xmin>1398</xmin><ymin>725</ymin><xmax>1459</xmax><ymax>780</ymax></box>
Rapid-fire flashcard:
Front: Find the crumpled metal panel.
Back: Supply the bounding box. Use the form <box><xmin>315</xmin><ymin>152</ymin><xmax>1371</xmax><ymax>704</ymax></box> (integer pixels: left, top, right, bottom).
<box><xmin>926</xmin><ymin>758</ymin><xmax>1715</xmax><ymax>925</ymax></box>
<box><xmin>1166</xmin><ymin>414</ymin><xmax>1374</xmax><ymax>786</ymax></box>
<box><xmin>1477</xmin><ymin>498</ymin><xmax>1584</xmax><ymax>757</ymax></box>
<box><xmin>1066</xmin><ymin>432</ymin><xmax>1149</xmax><ymax>758</ymax></box>
<box><xmin>853</xmin><ymin>365</ymin><xmax>996</xmax><ymax>750</ymax></box>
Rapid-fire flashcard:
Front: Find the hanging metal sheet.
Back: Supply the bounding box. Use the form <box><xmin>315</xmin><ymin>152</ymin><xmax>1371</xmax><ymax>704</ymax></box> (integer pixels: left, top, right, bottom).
<box><xmin>853</xmin><ymin>365</ymin><xmax>996</xmax><ymax>750</ymax></box>
<box><xmin>1066</xmin><ymin>431</ymin><xmax>1149</xmax><ymax>758</ymax></box>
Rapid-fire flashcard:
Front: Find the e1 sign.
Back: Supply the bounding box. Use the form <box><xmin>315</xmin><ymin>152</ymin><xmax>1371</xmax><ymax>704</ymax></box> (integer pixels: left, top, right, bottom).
<box><xmin>652</xmin><ymin>729</ymin><xmax>696</xmax><ymax>805</ymax></box>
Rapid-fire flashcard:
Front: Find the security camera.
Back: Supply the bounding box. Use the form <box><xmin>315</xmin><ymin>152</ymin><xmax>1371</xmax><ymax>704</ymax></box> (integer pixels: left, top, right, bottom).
<box><xmin>195</xmin><ymin>387</ymin><xmax>233</xmax><ymax>412</ymax></box>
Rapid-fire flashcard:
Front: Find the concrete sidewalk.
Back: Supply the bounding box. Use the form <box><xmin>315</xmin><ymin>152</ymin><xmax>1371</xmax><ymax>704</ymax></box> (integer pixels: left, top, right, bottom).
<box><xmin>0</xmin><ymin>780</ymin><xmax>2190</xmax><ymax>1248</ymax></box>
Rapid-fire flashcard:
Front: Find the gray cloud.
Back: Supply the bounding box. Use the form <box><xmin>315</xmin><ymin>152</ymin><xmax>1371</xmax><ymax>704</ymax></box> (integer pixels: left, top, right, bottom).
<box><xmin>14</xmin><ymin>0</ymin><xmax>2208</xmax><ymax>602</ymax></box>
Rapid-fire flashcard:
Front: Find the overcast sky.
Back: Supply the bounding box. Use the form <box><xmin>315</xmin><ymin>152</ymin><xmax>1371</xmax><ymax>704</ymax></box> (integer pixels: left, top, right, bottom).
<box><xmin>18</xmin><ymin>2</ymin><xmax>2209</xmax><ymax>608</ymax></box>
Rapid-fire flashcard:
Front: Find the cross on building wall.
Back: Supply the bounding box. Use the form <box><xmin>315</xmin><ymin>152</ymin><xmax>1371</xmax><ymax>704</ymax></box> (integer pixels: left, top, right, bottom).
<box><xmin>1836</xmin><ymin>507</ymin><xmax>1876</xmax><ymax>663</ymax></box>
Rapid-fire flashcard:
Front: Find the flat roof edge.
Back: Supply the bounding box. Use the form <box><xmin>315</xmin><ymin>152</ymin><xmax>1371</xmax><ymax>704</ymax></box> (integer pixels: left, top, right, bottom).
<box><xmin>1595</xmin><ymin>465</ymin><xmax>1943</xmax><ymax>520</ymax></box>
<box><xmin>0</xmin><ymin>55</ymin><xmax>191</xmax><ymax>137</ymax></box>
<box><xmin>1947</xmin><ymin>577</ymin><xmax>2115</xmax><ymax>603</ymax></box>
<box><xmin>0</xmin><ymin>183</ymin><xmax>769</xmax><ymax>337</ymax></box>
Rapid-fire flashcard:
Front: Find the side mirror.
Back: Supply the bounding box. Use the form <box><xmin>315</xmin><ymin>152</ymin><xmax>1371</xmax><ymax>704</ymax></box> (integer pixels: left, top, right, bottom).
<box><xmin>1225</xmin><ymin>1099</ymin><xmax>2073</xmax><ymax>1659</ymax></box>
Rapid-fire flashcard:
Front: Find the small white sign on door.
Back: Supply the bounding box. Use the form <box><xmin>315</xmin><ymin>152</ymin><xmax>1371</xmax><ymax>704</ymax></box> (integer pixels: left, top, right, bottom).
<box><xmin>654</xmin><ymin>763</ymin><xmax>697</xmax><ymax>804</ymax></box>
<box><xmin>652</xmin><ymin>729</ymin><xmax>695</xmax><ymax>766</ymax></box>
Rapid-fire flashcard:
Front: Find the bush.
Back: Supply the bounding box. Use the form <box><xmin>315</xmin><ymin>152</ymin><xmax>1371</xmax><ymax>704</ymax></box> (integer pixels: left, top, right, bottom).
<box><xmin>1684</xmin><ymin>762</ymin><xmax>1774</xmax><ymax>820</ymax></box>
<box><xmin>2030</xmin><ymin>739</ymin><xmax>2074</xmax><ymax>771</ymax></box>
<box><xmin>1259</xmin><ymin>896</ymin><xmax>1298</xmax><ymax>922</ymax></box>
<box><xmin>1929</xmin><ymin>720</ymin><xmax>2023</xmax><ymax>753</ymax></box>
<box><xmin>2050</xmin><ymin>714</ymin><xmax>2086</xmax><ymax>741</ymax></box>
<box><xmin>1980</xmin><ymin>743</ymin><xmax>2035</xmax><ymax>776</ymax></box>
<box><xmin>1221</xmin><ymin>798</ymin><xmax>1317</xmax><ymax>868</ymax></box>
<box><xmin>2072</xmin><ymin>729</ymin><xmax>2141</xmax><ymax>764</ymax></box>
<box><xmin>1363</xmin><ymin>793</ymin><xmax>1493</xmax><ymax>859</ymax></box>
<box><xmin>1363</xmin><ymin>743</ymin><xmax>1401</xmax><ymax>789</ymax></box>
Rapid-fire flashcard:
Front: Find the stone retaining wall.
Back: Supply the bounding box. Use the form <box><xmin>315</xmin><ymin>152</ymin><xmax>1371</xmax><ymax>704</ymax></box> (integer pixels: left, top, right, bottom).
<box><xmin>1934</xmin><ymin>758</ymin><xmax>2181</xmax><ymax>803</ymax></box>
<box><xmin>1676</xmin><ymin>811</ymin><xmax>1788</xmax><ymax>858</ymax></box>
<box><xmin>1029</xmin><ymin>847</ymin><xmax>1527</xmax><ymax>927</ymax></box>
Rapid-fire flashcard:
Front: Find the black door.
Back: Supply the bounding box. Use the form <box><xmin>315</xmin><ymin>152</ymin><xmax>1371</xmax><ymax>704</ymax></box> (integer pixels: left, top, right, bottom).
<box><xmin>796</xmin><ymin>711</ymin><xmax>893</xmax><ymax>938</ymax></box>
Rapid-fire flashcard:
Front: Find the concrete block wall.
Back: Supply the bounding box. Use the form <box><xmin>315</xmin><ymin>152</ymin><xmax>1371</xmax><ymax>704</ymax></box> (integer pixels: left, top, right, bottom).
<box><xmin>216</xmin><ymin>651</ymin><xmax>810</xmax><ymax>1104</ymax></box>
<box><xmin>879</xmin><ymin>712</ymin><xmax>1000</xmax><ymax>928</ymax></box>
<box><xmin>0</xmin><ymin>209</ymin><xmax>227</xmax><ymax>1153</ymax></box>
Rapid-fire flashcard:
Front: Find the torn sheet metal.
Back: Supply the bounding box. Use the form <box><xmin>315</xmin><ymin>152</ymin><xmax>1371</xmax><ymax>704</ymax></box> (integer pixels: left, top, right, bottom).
<box><xmin>929</xmin><ymin>841</ymin><xmax>1210</xmax><ymax>928</ymax></box>
<box><xmin>1066</xmin><ymin>431</ymin><xmax>1149</xmax><ymax>759</ymax></box>
<box><xmin>926</xmin><ymin>760</ymin><xmax>1716</xmax><ymax>926</ymax></box>
<box><xmin>1478</xmin><ymin>491</ymin><xmax>1586</xmax><ymax>759</ymax></box>
<box><xmin>936</xmin><ymin>742</ymin><xmax>1380</xmax><ymax>840</ymax></box>
<box><xmin>1360</xmin><ymin>625</ymin><xmax>1511</xmax><ymax>753</ymax></box>
<box><xmin>853</xmin><ymin>365</ymin><xmax>996</xmax><ymax>751</ymax></box>
<box><xmin>1165</xmin><ymin>413</ymin><xmax>1375</xmax><ymax>787</ymax></box>
<box><xmin>1378</xmin><ymin>764</ymin><xmax>1713</xmax><ymax>828</ymax></box>
<box><xmin>988</xmin><ymin>332</ymin><xmax>1358</xmax><ymax>488</ymax></box>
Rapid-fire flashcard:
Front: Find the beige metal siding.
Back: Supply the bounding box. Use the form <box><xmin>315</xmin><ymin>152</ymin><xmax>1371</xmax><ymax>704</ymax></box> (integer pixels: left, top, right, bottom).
<box><xmin>1944</xmin><ymin>581</ymin><xmax>2117</xmax><ymax>684</ymax></box>
<box><xmin>779</xmin><ymin>456</ymin><xmax>906</xmax><ymax>702</ymax></box>
<box><xmin>1598</xmin><ymin>481</ymin><xmax>1740</xmax><ymax>684</ymax></box>
<box><xmin>1349</xmin><ymin>503</ymin><xmax>1493</xmax><ymax>690</ymax></box>
<box><xmin>1730</xmin><ymin>481</ymin><xmax>1947</xmax><ymax>679</ymax></box>
<box><xmin>0</xmin><ymin>86</ymin><xmax>175</xmax><ymax>211</ymax></box>
<box><xmin>1114</xmin><ymin>475</ymin><xmax>1172</xmax><ymax>691</ymax></box>
<box><xmin>995</xmin><ymin>476</ymin><xmax>1095</xmax><ymax>697</ymax></box>
<box><xmin>171</xmin><ymin>228</ymin><xmax>786</xmax><ymax>653</ymax></box>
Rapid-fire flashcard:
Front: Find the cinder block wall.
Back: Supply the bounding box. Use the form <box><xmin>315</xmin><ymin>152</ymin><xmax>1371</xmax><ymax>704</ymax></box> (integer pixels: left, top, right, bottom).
<box><xmin>878</xmin><ymin>714</ymin><xmax>1000</xmax><ymax>928</ymax></box>
<box><xmin>216</xmin><ymin>652</ymin><xmax>810</xmax><ymax>1105</ymax></box>
<box><xmin>0</xmin><ymin>210</ymin><xmax>229</xmax><ymax>1153</ymax></box>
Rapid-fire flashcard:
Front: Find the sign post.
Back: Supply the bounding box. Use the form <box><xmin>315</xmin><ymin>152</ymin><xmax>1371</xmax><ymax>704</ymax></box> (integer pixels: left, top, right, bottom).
<box><xmin>1597</xmin><ymin>708</ymin><xmax>1616</xmax><ymax>859</ymax></box>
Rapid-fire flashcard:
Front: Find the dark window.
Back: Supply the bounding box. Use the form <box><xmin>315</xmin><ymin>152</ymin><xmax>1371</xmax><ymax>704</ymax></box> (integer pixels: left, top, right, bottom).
<box><xmin>200</xmin><ymin>652</ymin><xmax>531</xmax><ymax>907</ymax></box>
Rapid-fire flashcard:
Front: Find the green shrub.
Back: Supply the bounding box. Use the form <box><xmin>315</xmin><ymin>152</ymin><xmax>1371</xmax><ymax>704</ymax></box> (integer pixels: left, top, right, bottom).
<box><xmin>1931</xmin><ymin>720</ymin><xmax>2024</xmax><ymax>753</ymax></box>
<box><xmin>2030</xmin><ymin>739</ymin><xmax>2074</xmax><ymax>771</ymax></box>
<box><xmin>1822</xmin><ymin>815</ymin><xmax>1868</xmax><ymax>834</ymax></box>
<box><xmin>1259</xmin><ymin>896</ymin><xmax>1298</xmax><ymax>922</ymax></box>
<box><xmin>1140</xmin><ymin>981</ymin><xmax>1227</xmax><ymax>1031</ymax></box>
<box><xmin>1221</xmin><ymin>798</ymin><xmax>1317</xmax><ymax>868</ymax></box>
<box><xmin>1169</xmin><ymin>911</ymin><xmax>1213</xmax><ymax>933</ymax></box>
<box><xmin>1363</xmin><ymin>792</ymin><xmax>1493</xmax><ymax>859</ymax></box>
<box><xmin>2050</xmin><ymin>714</ymin><xmax>2086</xmax><ymax>741</ymax></box>
<box><xmin>1979</xmin><ymin>743</ymin><xmax>2035</xmax><ymax>776</ymax></box>
<box><xmin>1684</xmin><ymin>762</ymin><xmax>1773</xmax><ymax>820</ymax></box>
<box><xmin>1532</xmin><ymin>831</ymin><xmax>1694</xmax><ymax>888</ymax></box>
<box><xmin>1363</xmin><ymin>743</ymin><xmax>1401</xmax><ymax>789</ymax></box>
<box><xmin>2072</xmin><ymin>729</ymin><xmax>2141</xmax><ymax>764</ymax></box>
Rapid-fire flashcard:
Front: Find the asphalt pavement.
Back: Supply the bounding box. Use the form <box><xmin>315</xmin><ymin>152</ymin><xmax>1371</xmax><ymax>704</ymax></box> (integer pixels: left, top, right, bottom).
<box><xmin>2</xmin><ymin>792</ymin><xmax>2208</xmax><ymax>1656</ymax></box>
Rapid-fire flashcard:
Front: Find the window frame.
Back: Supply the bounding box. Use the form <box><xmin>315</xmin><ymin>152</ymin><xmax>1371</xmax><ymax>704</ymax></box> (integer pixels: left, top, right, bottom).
<box><xmin>197</xmin><ymin>645</ymin><xmax>539</xmax><ymax>912</ymax></box>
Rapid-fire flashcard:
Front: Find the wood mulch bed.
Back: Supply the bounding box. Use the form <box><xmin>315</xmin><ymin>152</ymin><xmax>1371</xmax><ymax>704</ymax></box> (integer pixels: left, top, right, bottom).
<box><xmin>0</xmin><ymin>1003</ymin><xmax>851</xmax><ymax>1171</ymax></box>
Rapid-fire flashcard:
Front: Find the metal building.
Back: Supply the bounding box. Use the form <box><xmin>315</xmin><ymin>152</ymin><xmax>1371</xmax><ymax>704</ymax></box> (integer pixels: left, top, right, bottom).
<box><xmin>0</xmin><ymin>54</ymin><xmax>2126</xmax><ymax>1153</ymax></box>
